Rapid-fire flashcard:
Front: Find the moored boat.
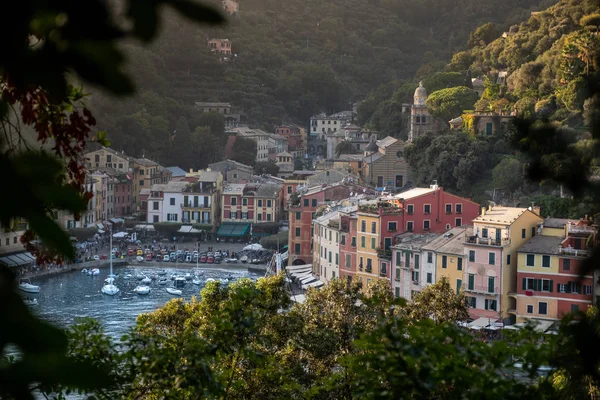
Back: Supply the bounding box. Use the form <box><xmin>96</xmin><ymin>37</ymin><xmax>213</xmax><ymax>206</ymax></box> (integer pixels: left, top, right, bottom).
<box><xmin>166</xmin><ymin>287</ymin><xmax>182</xmax><ymax>296</ymax></box>
<box><xmin>19</xmin><ymin>279</ymin><xmax>40</xmax><ymax>293</ymax></box>
<box><xmin>133</xmin><ymin>285</ymin><xmax>151</xmax><ymax>295</ymax></box>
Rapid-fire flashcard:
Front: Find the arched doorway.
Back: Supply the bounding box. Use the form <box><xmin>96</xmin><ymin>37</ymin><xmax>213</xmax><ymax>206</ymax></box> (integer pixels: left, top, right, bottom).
<box><xmin>292</xmin><ymin>259</ymin><xmax>306</xmax><ymax>266</ymax></box>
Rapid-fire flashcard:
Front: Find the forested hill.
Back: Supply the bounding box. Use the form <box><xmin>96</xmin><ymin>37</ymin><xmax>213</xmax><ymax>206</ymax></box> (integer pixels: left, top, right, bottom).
<box><xmin>89</xmin><ymin>0</ymin><xmax>553</xmax><ymax>165</ymax></box>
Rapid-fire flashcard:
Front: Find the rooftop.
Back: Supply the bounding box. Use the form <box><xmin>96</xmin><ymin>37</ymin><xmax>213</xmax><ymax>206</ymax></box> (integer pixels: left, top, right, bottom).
<box><xmin>518</xmin><ymin>235</ymin><xmax>563</xmax><ymax>255</ymax></box>
<box><xmin>377</xmin><ymin>136</ymin><xmax>398</xmax><ymax>149</ymax></box>
<box><xmin>436</xmin><ymin>227</ymin><xmax>473</xmax><ymax>255</ymax></box>
<box><xmin>223</xmin><ymin>183</ymin><xmax>246</xmax><ymax>194</ymax></box>
<box><xmin>421</xmin><ymin>227</ymin><xmax>470</xmax><ymax>251</ymax></box>
<box><xmin>150</xmin><ymin>181</ymin><xmax>190</xmax><ymax>193</ymax></box>
<box><xmin>195</xmin><ymin>102</ymin><xmax>232</xmax><ymax>108</ymax></box>
<box><xmin>86</xmin><ymin>147</ymin><xmax>128</xmax><ymax>158</ymax></box>
<box><xmin>270</xmin><ymin>134</ymin><xmax>288</xmax><ymax>140</ymax></box>
<box><xmin>133</xmin><ymin>157</ymin><xmax>159</xmax><ymax>167</ymax></box>
<box><xmin>543</xmin><ymin>218</ymin><xmax>569</xmax><ymax>229</ymax></box>
<box><xmin>255</xmin><ymin>182</ymin><xmax>283</xmax><ymax>198</ymax></box>
<box><xmin>474</xmin><ymin>206</ymin><xmax>530</xmax><ymax>225</ymax></box>
<box><xmin>395</xmin><ymin>187</ymin><xmax>436</xmax><ymax>200</ymax></box>
<box><xmin>392</xmin><ymin>233</ymin><xmax>442</xmax><ymax>250</ymax></box>
<box><xmin>277</xmin><ymin>151</ymin><xmax>293</xmax><ymax>158</ymax></box>
<box><xmin>232</xmin><ymin>127</ymin><xmax>271</xmax><ymax>137</ymax></box>
<box><xmin>208</xmin><ymin>159</ymin><xmax>253</xmax><ymax>173</ymax></box>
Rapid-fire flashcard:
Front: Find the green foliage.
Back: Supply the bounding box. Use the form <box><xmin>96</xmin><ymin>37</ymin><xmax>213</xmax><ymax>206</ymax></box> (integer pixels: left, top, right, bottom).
<box><xmin>421</xmin><ymin>71</ymin><xmax>467</xmax><ymax>93</ymax></box>
<box><xmin>468</xmin><ymin>22</ymin><xmax>500</xmax><ymax>48</ymax></box>
<box><xmin>401</xmin><ymin>277</ymin><xmax>469</xmax><ymax>324</ymax></box>
<box><xmin>259</xmin><ymin>231</ymin><xmax>288</xmax><ymax>250</ymax></box>
<box><xmin>254</xmin><ymin>160</ymin><xmax>279</xmax><ymax>176</ymax></box>
<box><xmin>493</xmin><ymin>156</ymin><xmax>524</xmax><ymax>191</ymax></box>
<box><xmin>426</xmin><ymin>86</ymin><xmax>479</xmax><ymax>123</ymax></box>
<box><xmin>335</xmin><ymin>140</ymin><xmax>356</xmax><ymax>158</ymax></box>
<box><xmin>231</xmin><ymin>137</ymin><xmax>258</xmax><ymax>166</ymax></box>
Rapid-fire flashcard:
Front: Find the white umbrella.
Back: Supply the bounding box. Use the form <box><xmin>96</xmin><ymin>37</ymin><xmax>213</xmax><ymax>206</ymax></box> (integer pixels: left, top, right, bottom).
<box><xmin>243</xmin><ymin>243</ymin><xmax>263</xmax><ymax>251</ymax></box>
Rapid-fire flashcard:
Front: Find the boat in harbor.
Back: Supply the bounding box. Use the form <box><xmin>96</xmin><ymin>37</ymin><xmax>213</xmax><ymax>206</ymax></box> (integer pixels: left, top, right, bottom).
<box><xmin>240</xmin><ymin>255</ymin><xmax>248</xmax><ymax>263</ymax></box>
<box><xmin>104</xmin><ymin>277</ymin><xmax>115</xmax><ymax>284</ymax></box>
<box><xmin>133</xmin><ymin>285</ymin><xmax>151</xmax><ymax>295</ymax></box>
<box><xmin>166</xmin><ymin>285</ymin><xmax>182</xmax><ymax>296</ymax></box>
<box><xmin>157</xmin><ymin>270</ymin><xmax>167</xmax><ymax>276</ymax></box>
<box><xmin>101</xmin><ymin>232</ymin><xmax>120</xmax><ymax>296</ymax></box>
<box><xmin>23</xmin><ymin>297</ymin><xmax>38</xmax><ymax>306</ymax></box>
<box><xmin>192</xmin><ymin>278</ymin><xmax>202</xmax><ymax>285</ymax></box>
<box><xmin>141</xmin><ymin>276</ymin><xmax>152</xmax><ymax>284</ymax></box>
<box><xmin>19</xmin><ymin>279</ymin><xmax>40</xmax><ymax>293</ymax></box>
<box><xmin>158</xmin><ymin>278</ymin><xmax>168</xmax><ymax>285</ymax></box>
<box><xmin>88</xmin><ymin>268</ymin><xmax>100</xmax><ymax>276</ymax></box>
<box><xmin>206</xmin><ymin>278</ymin><xmax>216</xmax><ymax>283</ymax></box>
<box><xmin>225</xmin><ymin>258</ymin><xmax>238</xmax><ymax>263</ymax></box>
<box><xmin>184</xmin><ymin>273</ymin><xmax>192</xmax><ymax>281</ymax></box>
<box><xmin>123</xmin><ymin>274</ymin><xmax>133</xmax><ymax>279</ymax></box>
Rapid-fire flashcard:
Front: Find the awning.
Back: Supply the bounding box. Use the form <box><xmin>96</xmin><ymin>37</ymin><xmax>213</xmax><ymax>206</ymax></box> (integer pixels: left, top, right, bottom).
<box><xmin>0</xmin><ymin>252</ymin><xmax>36</xmax><ymax>268</ymax></box>
<box><xmin>112</xmin><ymin>231</ymin><xmax>128</xmax><ymax>238</ymax></box>
<box><xmin>468</xmin><ymin>317</ymin><xmax>496</xmax><ymax>329</ymax></box>
<box><xmin>531</xmin><ymin>319</ymin><xmax>554</xmax><ymax>333</ymax></box>
<box><xmin>97</xmin><ymin>223</ymin><xmax>104</xmax><ymax>230</ymax></box>
<box><xmin>302</xmin><ymin>280</ymin><xmax>324</xmax><ymax>289</ymax></box>
<box><xmin>286</xmin><ymin>264</ymin><xmax>313</xmax><ymax>272</ymax></box>
<box><xmin>110</xmin><ymin>218</ymin><xmax>124</xmax><ymax>224</ymax></box>
<box><xmin>134</xmin><ymin>224</ymin><xmax>155</xmax><ymax>231</ymax></box>
<box><xmin>291</xmin><ymin>294</ymin><xmax>306</xmax><ymax>304</ymax></box>
<box><xmin>217</xmin><ymin>223</ymin><xmax>250</xmax><ymax>237</ymax></box>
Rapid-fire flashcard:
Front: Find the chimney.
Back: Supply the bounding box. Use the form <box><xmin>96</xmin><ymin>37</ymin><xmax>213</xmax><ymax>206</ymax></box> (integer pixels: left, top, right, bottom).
<box><xmin>488</xmin><ymin>204</ymin><xmax>492</xmax><ymax>211</ymax></box>
<box><xmin>481</xmin><ymin>206</ymin><xmax>486</xmax><ymax>216</ymax></box>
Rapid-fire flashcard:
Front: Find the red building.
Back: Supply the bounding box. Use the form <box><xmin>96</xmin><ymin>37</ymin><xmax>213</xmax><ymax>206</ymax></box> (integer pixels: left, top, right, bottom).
<box><xmin>276</xmin><ymin>125</ymin><xmax>304</xmax><ymax>156</ymax></box>
<box><xmin>339</xmin><ymin>213</ymin><xmax>358</xmax><ymax>282</ymax></box>
<box><xmin>113</xmin><ymin>173</ymin><xmax>133</xmax><ymax>217</ymax></box>
<box><xmin>288</xmin><ymin>183</ymin><xmax>351</xmax><ymax>265</ymax></box>
<box><xmin>393</xmin><ymin>184</ymin><xmax>480</xmax><ymax>233</ymax></box>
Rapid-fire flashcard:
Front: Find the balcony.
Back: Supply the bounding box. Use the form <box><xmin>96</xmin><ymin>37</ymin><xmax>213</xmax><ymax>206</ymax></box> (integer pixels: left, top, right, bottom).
<box><xmin>559</xmin><ymin>247</ymin><xmax>590</xmax><ymax>258</ymax></box>
<box><xmin>377</xmin><ymin>248</ymin><xmax>392</xmax><ymax>259</ymax></box>
<box><xmin>181</xmin><ymin>203</ymin><xmax>211</xmax><ymax>209</ymax></box>
<box><xmin>465</xmin><ymin>236</ymin><xmax>510</xmax><ymax>247</ymax></box>
<box><xmin>366</xmin><ymin>266</ymin><xmax>372</xmax><ymax>273</ymax></box>
<box><xmin>463</xmin><ymin>284</ymin><xmax>499</xmax><ymax>295</ymax></box>
<box><xmin>507</xmin><ymin>309</ymin><xmax>517</xmax><ymax>315</ymax></box>
<box><xmin>507</xmin><ymin>292</ymin><xmax>517</xmax><ymax>299</ymax></box>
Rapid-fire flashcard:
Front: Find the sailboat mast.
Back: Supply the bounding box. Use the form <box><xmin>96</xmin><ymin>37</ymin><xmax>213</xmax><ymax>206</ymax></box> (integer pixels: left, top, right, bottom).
<box><xmin>109</xmin><ymin>228</ymin><xmax>113</xmax><ymax>276</ymax></box>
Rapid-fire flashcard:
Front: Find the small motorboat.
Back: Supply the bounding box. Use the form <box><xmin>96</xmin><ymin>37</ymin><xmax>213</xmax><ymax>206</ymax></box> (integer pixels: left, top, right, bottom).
<box><xmin>136</xmin><ymin>275</ymin><xmax>145</xmax><ymax>281</ymax></box>
<box><xmin>192</xmin><ymin>278</ymin><xmax>202</xmax><ymax>285</ymax></box>
<box><xmin>184</xmin><ymin>273</ymin><xmax>192</xmax><ymax>280</ymax></box>
<box><xmin>251</xmin><ymin>259</ymin><xmax>262</xmax><ymax>264</ymax></box>
<box><xmin>157</xmin><ymin>270</ymin><xmax>167</xmax><ymax>276</ymax></box>
<box><xmin>104</xmin><ymin>277</ymin><xmax>115</xmax><ymax>284</ymax></box>
<box><xmin>158</xmin><ymin>278</ymin><xmax>169</xmax><ymax>285</ymax></box>
<box><xmin>133</xmin><ymin>285</ymin><xmax>151</xmax><ymax>295</ymax></box>
<box><xmin>141</xmin><ymin>276</ymin><xmax>152</xmax><ymax>284</ymax></box>
<box><xmin>123</xmin><ymin>274</ymin><xmax>133</xmax><ymax>279</ymax></box>
<box><xmin>81</xmin><ymin>268</ymin><xmax>88</xmax><ymax>274</ymax></box>
<box><xmin>207</xmin><ymin>256</ymin><xmax>215</xmax><ymax>263</ymax></box>
<box><xmin>23</xmin><ymin>297</ymin><xmax>38</xmax><ymax>306</ymax></box>
<box><xmin>136</xmin><ymin>256</ymin><xmax>144</xmax><ymax>263</ymax></box>
<box><xmin>89</xmin><ymin>268</ymin><xmax>100</xmax><ymax>276</ymax></box>
<box><xmin>101</xmin><ymin>283</ymin><xmax>119</xmax><ymax>296</ymax></box>
<box><xmin>240</xmin><ymin>255</ymin><xmax>248</xmax><ymax>263</ymax></box>
<box><xmin>150</xmin><ymin>275</ymin><xmax>158</xmax><ymax>280</ymax></box>
<box><xmin>225</xmin><ymin>258</ymin><xmax>238</xmax><ymax>263</ymax></box>
<box><xmin>18</xmin><ymin>279</ymin><xmax>40</xmax><ymax>293</ymax></box>
<box><xmin>205</xmin><ymin>278</ymin><xmax>216</xmax><ymax>283</ymax></box>
<box><xmin>166</xmin><ymin>287</ymin><xmax>182</xmax><ymax>296</ymax></box>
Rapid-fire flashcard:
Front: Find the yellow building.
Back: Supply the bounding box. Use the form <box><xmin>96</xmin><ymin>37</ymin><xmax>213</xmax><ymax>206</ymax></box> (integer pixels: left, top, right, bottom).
<box><xmin>132</xmin><ymin>158</ymin><xmax>172</xmax><ymax>215</ymax></box>
<box><xmin>434</xmin><ymin>227</ymin><xmax>471</xmax><ymax>294</ymax></box>
<box><xmin>356</xmin><ymin>209</ymin><xmax>379</xmax><ymax>289</ymax></box>
<box><xmin>84</xmin><ymin>147</ymin><xmax>130</xmax><ymax>172</ymax></box>
<box><xmin>185</xmin><ymin>170</ymin><xmax>224</xmax><ymax>233</ymax></box>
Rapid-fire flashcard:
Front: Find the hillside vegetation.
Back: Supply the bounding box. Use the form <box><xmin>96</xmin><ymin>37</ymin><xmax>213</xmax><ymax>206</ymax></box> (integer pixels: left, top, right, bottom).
<box><xmin>88</xmin><ymin>0</ymin><xmax>553</xmax><ymax>167</ymax></box>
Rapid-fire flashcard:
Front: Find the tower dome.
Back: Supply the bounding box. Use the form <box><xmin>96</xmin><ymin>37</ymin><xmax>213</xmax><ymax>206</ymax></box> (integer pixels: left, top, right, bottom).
<box><xmin>414</xmin><ymin>81</ymin><xmax>428</xmax><ymax>106</ymax></box>
<box><xmin>366</xmin><ymin>138</ymin><xmax>379</xmax><ymax>153</ymax></box>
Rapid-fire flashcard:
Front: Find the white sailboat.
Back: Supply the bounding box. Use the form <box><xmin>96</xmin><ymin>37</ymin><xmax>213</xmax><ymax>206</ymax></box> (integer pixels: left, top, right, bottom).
<box><xmin>101</xmin><ymin>231</ymin><xmax>119</xmax><ymax>296</ymax></box>
<box><xmin>166</xmin><ymin>282</ymin><xmax>182</xmax><ymax>296</ymax></box>
<box><xmin>18</xmin><ymin>278</ymin><xmax>40</xmax><ymax>293</ymax></box>
<box><xmin>133</xmin><ymin>285</ymin><xmax>151</xmax><ymax>295</ymax></box>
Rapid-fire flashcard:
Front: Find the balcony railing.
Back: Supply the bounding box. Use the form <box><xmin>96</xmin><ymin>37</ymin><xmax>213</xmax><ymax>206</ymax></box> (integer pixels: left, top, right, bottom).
<box><xmin>377</xmin><ymin>248</ymin><xmax>392</xmax><ymax>259</ymax></box>
<box><xmin>181</xmin><ymin>203</ymin><xmax>211</xmax><ymax>209</ymax></box>
<box><xmin>182</xmin><ymin>219</ymin><xmax>212</xmax><ymax>224</ymax></box>
<box><xmin>559</xmin><ymin>248</ymin><xmax>590</xmax><ymax>258</ymax></box>
<box><xmin>366</xmin><ymin>266</ymin><xmax>372</xmax><ymax>273</ymax></box>
<box><xmin>464</xmin><ymin>284</ymin><xmax>499</xmax><ymax>295</ymax></box>
<box><xmin>465</xmin><ymin>236</ymin><xmax>510</xmax><ymax>247</ymax></box>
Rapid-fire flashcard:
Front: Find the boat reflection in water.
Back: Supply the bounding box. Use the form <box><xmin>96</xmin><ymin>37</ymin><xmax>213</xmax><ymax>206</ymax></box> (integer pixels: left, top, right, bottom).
<box><xmin>31</xmin><ymin>266</ymin><xmax>260</xmax><ymax>339</ymax></box>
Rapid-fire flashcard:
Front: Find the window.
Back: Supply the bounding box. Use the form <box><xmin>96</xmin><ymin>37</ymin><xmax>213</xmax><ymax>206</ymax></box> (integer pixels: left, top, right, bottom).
<box><xmin>485</xmin><ymin>299</ymin><xmax>497</xmax><ymax>311</ymax></box>
<box><xmin>295</xmin><ymin>212</ymin><xmax>301</xmax><ymax>219</ymax></box>
<box><xmin>243</xmin><ymin>198</ymin><xmax>248</xmax><ymax>206</ymax></box>
<box><xmin>346</xmin><ymin>254</ymin><xmax>351</xmax><ymax>268</ymax></box>
<box><xmin>481</xmin><ymin>228</ymin><xmax>488</xmax><ymax>238</ymax></box>
<box><xmin>455</xmin><ymin>218</ymin><xmax>462</xmax><ymax>227</ymax></box>
<box><xmin>445</xmin><ymin>204</ymin><xmax>452</xmax><ymax>214</ymax></box>
<box><xmin>526</xmin><ymin>254</ymin><xmax>535</xmax><ymax>266</ymax></box>
<box><xmin>507</xmin><ymin>254</ymin><xmax>511</xmax><ymax>265</ymax></box>
<box><xmin>341</xmin><ymin>235</ymin><xmax>346</xmax><ymax>245</ymax></box>
<box><xmin>407</xmin><ymin>204</ymin><xmax>414</xmax><ymax>214</ymax></box>
<box><xmin>242</xmin><ymin>212</ymin><xmax>248</xmax><ymax>219</ymax></box>
<box><xmin>521</xmin><ymin>228</ymin><xmax>526</xmax><ymax>239</ymax></box>
<box><xmin>571</xmin><ymin>282</ymin><xmax>581</xmax><ymax>294</ymax></box>
<box><xmin>304</xmin><ymin>199</ymin><xmax>309</xmax><ymax>207</ymax></box>
<box><xmin>294</xmin><ymin>244</ymin><xmax>300</xmax><ymax>253</ymax></box>
<box><xmin>361</xmin><ymin>221</ymin><xmax>366</xmax><ymax>232</ymax></box>
<box><xmin>267</xmin><ymin>200</ymin><xmax>272</xmax><ymax>207</ymax></box>
<box><xmin>524</xmin><ymin>277</ymin><xmax>535</xmax><ymax>290</ymax></box>
<box><xmin>585</xmin><ymin>285</ymin><xmax>593</xmax><ymax>295</ymax></box>
<box><xmin>468</xmin><ymin>297</ymin><xmax>476</xmax><ymax>308</ymax></box>
<box><xmin>558</xmin><ymin>283</ymin><xmax>567</xmax><ymax>293</ymax></box>
<box><xmin>542</xmin><ymin>255</ymin><xmax>550</xmax><ymax>268</ymax></box>
<box><xmin>423</xmin><ymin>220</ymin><xmax>430</xmax><ymax>230</ymax></box>
<box><xmin>424</xmin><ymin>204</ymin><xmax>431</xmax><ymax>214</ymax></box>
<box><xmin>457</xmin><ymin>257</ymin><xmax>463</xmax><ymax>271</ymax></box>
<box><xmin>541</xmin><ymin>279</ymin><xmax>552</xmax><ymax>292</ymax></box>
<box><xmin>153</xmin><ymin>215</ymin><xmax>159</xmax><ymax>222</ymax></box>
<box><xmin>456</xmin><ymin>204</ymin><xmax>462</xmax><ymax>214</ymax></box>
<box><xmin>468</xmin><ymin>250</ymin><xmax>475</xmax><ymax>262</ymax></box>
<box><xmin>414</xmin><ymin>254</ymin><xmax>420</xmax><ymax>270</ymax></box>
<box><xmin>489</xmin><ymin>253</ymin><xmax>495</xmax><ymax>265</ymax></box>
<box><xmin>287</xmin><ymin>186</ymin><xmax>292</xmax><ymax>194</ymax></box>
<box><xmin>361</xmin><ymin>236</ymin><xmax>366</xmax><ymax>248</ymax></box>
<box><xmin>153</xmin><ymin>202</ymin><xmax>159</xmax><ymax>210</ymax></box>
<box><xmin>488</xmin><ymin>276</ymin><xmax>495</xmax><ymax>293</ymax></box>
<box><xmin>385</xmin><ymin>237</ymin><xmax>392</xmax><ymax>249</ymax></box>
<box><xmin>371</xmin><ymin>222</ymin><xmax>377</xmax><ymax>233</ymax></box>
<box><xmin>329</xmin><ymin>231</ymin><xmax>332</xmax><ymax>241</ymax></box>
<box><xmin>258</xmin><ymin>200</ymin><xmax>263</xmax><ymax>207</ymax></box>
<box><xmin>527</xmin><ymin>304</ymin><xmax>534</xmax><ymax>314</ymax></box>
<box><xmin>427</xmin><ymin>272</ymin><xmax>432</xmax><ymax>283</ymax></box>
<box><xmin>328</xmin><ymin>251</ymin><xmax>332</xmax><ymax>263</ymax></box>
<box><xmin>335</xmin><ymin>253</ymin><xmax>339</xmax><ymax>265</ymax></box>
<box><xmin>312</xmin><ymin>199</ymin><xmax>317</xmax><ymax>207</ymax></box>
<box><xmin>563</xmin><ymin>258</ymin><xmax>571</xmax><ymax>271</ymax></box>
<box><xmin>395</xmin><ymin>287</ymin><xmax>400</xmax><ymax>298</ymax></box>
<box><xmin>139</xmin><ymin>180</ymin><xmax>144</xmax><ymax>186</ymax></box>
<box><xmin>468</xmin><ymin>274</ymin><xmax>475</xmax><ymax>290</ymax></box>
<box><xmin>233</xmin><ymin>173</ymin><xmax>238</xmax><ymax>179</ymax></box>
<box><xmin>442</xmin><ymin>256</ymin><xmax>447</xmax><ymax>269</ymax></box>
<box><xmin>571</xmin><ymin>304</ymin><xmax>580</xmax><ymax>313</ymax></box>
<box><xmin>538</xmin><ymin>302</ymin><xmax>548</xmax><ymax>315</ymax></box>
<box><xmin>381</xmin><ymin>262</ymin><xmax>387</xmax><ymax>275</ymax></box>
<box><xmin>388</xmin><ymin>222</ymin><xmax>397</xmax><ymax>232</ymax></box>
<box><xmin>231</xmin><ymin>197</ymin><xmax>237</xmax><ymax>205</ymax></box>
<box><xmin>295</xmin><ymin>228</ymin><xmax>300</xmax><ymax>237</ymax></box>
<box><xmin>351</xmin><ymin>237</ymin><xmax>356</xmax><ymax>247</ymax></box>
<box><xmin>95</xmin><ymin>154</ymin><xmax>100</xmax><ymax>162</ymax></box>
<box><xmin>366</xmin><ymin>258</ymin><xmax>372</xmax><ymax>271</ymax></box>
<box><xmin>407</xmin><ymin>221</ymin><xmax>414</xmax><ymax>231</ymax></box>
<box><xmin>257</xmin><ymin>213</ymin><xmax>262</xmax><ymax>221</ymax></box>
<box><xmin>456</xmin><ymin>279</ymin><xmax>462</xmax><ymax>294</ymax></box>
<box><xmin>371</xmin><ymin>237</ymin><xmax>376</xmax><ymax>249</ymax></box>
<box><xmin>427</xmin><ymin>252</ymin><xmax>433</xmax><ymax>263</ymax></box>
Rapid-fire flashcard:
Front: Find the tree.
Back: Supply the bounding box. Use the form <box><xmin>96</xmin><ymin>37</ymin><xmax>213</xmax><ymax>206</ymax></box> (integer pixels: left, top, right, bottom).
<box><xmin>68</xmin><ymin>227</ymin><xmax>98</xmax><ymax>242</ymax></box>
<box><xmin>231</xmin><ymin>137</ymin><xmax>257</xmax><ymax>166</ymax></box>
<box><xmin>580</xmin><ymin>13</ymin><xmax>600</xmax><ymax>33</ymax></box>
<box><xmin>467</xmin><ymin>22</ymin><xmax>499</xmax><ymax>48</ymax></box>
<box><xmin>402</xmin><ymin>277</ymin><xmax>469</xmax><ymax>324</ymax></box>
<box><xmin>335</xmin><ymin>140</ymin><xmax>356</xmax><ymax>158</ymax></box>
<box><xmin>422</xmin><ymin>72</ymin><xmax>466</xmax><ymax>93</ymax></box>
<box><xmin>492</xmin><ymin>156</ymin><xmax>523</xmax><ymax>192</ymax></box>
<box><xmin>425</xmin><ymin>86</ymin><xmax>479</xmax><ymax>123</ymax></box>
<box><xmin>293</xmin><ymin>158</ymin><xmax>304</xmax><ymax>170</ymax></box>
<box><xmin>153</xmin><ymin>222</ymin><xmax>182</xmax><ymax>239</ymax></box>
<box><xmin>254</xmin><ymin>161</ymin><xmax>279</xmax><ymax>176</ymax></box>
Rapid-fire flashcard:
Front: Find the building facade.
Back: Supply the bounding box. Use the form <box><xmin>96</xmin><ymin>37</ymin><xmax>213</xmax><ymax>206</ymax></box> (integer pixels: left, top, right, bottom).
<box><xmin>232</xmin><ymin>127</ymin><xmax>271</xmax><ymax>162</ymax></box>
<box><xmin>408</xmin><ymin>82</ymin><xmax>431</xmax><ymax>142</ymax></box>
<box><xmin>392</xmin><ymin>233</ymin><xmax>441</xmax><ymax>299</ymax></box>
<box><xmin>132</xmin><ymin>157</ymin><xmax>172</xmax><ymax>217</ymax></box>
<box><xmin>84</xmin><ymin>147</ymin><xmax>130</xmax><ymax>172</ymax></box>
<box><xmin>207</xmin><ymin>159</ymin><xmax>253</xmax><ymax>183</ymax></box>
<box><xmin>362</xmin><ymin>136</ymin><xmax>411</xmax><ymax>189</ymax></box>
<box><xmin>313</xmin><ymin>210</ymin><xmax>342</xmax><ymax>283</ymax></box>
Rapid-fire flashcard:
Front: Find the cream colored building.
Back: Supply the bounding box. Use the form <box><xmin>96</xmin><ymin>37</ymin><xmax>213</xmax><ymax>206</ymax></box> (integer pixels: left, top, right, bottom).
<box><xmin>313</xmin><ymin>210</ymin><xmax>342</xmax><ymax>283</ymax></box>
<box><xmin>362</xmin><ymin>136</ymin><xmax>411</xmax><ymax>189</ymax></box>
<box><xmin>132</xmin><ymin>157</ymin><xmax>172</xmax><ymax>216</ymax></box>
<box><xmin>232</xmin><ymin>127</ymin><xmax>271</xmax><ymax>162</ymax></box>
<box><xmin>85</xmin><ymin>147</ymin><xmax>130</xmax><ymax>172</ymax></box>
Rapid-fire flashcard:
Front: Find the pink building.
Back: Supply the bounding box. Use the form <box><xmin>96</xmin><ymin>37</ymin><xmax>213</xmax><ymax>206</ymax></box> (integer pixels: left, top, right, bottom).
<box><xmin>113</xmin><ymin>173</ymin><xmax>133</xmax><ymax>217</ymax></box>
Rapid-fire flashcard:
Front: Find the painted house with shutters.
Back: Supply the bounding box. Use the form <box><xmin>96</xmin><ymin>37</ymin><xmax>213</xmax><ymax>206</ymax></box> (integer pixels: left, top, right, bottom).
<box><xmin>435</xmin><ymin>226</ymin><xmax>472</xmax><ymax>296</ymax></box>
<box><xmin>462</xmin><ymin>205</ymin><xmax>543</xmax><ymax>324</ymax></box>
<box><xmin>513</xmin><ymin>219</ymin><xmax>596</xmax><ymax>325</ymax></box>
